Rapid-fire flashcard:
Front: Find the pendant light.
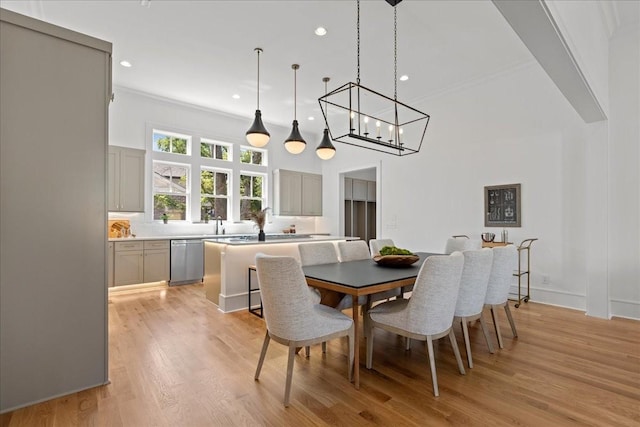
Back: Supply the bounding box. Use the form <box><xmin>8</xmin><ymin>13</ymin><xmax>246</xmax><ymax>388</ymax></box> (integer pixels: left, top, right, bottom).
<box><xmin>246</xmin><ymin>47</ymin><xmax>270</xmax><ymax>148</ymax></box>
<box><xmin>316</xmin><ymin>77</ymin><xmax>336</xmax><ymax>160</ymax></box>
<box><xmin>284</xmin><ymin>64</ymin><xmax>306</xmax><ymax>154</ymax></box>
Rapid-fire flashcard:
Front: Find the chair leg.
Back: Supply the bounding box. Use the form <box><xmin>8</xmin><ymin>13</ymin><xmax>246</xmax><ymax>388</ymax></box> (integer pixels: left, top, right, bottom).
<box><xmin>449</xmin><ymin>329</ymin><xmax>466</xmax><ymax>375</ymax></box>
<box><xmin>504</xmin><ymin>302</ymin><xmax>518</xmax><ymax>338</ymax></box>
<box><xmin>305</xmin><ymin>346</ymin><xmax>310</xmax><ymax>357</ymax></box>
<box><xmin>322</xmin><ymin>342</ymin><xmax>327</xmax><ymax>353</ymax></box>
<box><xmin>284</xmin><ymin>345</ymin><xmax>296</xmax><ymax>407</ymax></box>
<box><xmin>255</xmin><ymin>332</ymin><xmax>270</xmax><ymax>380</ymax></box>
<box><xmin>490</xmin><ymin>305</ymin><xmax>504</xmax><ymax>349</ymax></box>
<box><xmin>461</xmin><ymin>319</ymin><xmax>473</xmax><ymax>368</ymax></box>
<box><xmin>366</xmin><ymin>323</ymin><xmax>374</xmax><ymax>369</ymax></box>
<box><xmin>405</xmin><ymin>337</ymin><xmax>411</xmax><ymax>350</ymax></box>
<box><xmin>478</xmin><ymin>315</ymin><xmax>495</xmax><ymax>354</ymax></box>
<box><xmin>425</xmin><ymin>337</ymin><xmax>439</xmax><ymax>397</ymax></box>
<box><xmin>348</xmin><ymin>329</ymin><xmax>355</xmax><ymax>381</ymax></box>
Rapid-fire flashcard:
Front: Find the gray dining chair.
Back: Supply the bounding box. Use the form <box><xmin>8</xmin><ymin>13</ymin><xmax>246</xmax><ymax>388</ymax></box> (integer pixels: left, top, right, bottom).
<box><xmin>445</xmin><ymin>236</ymin><xmax>482</xmax><ymax>254</ymax></box>
<box><xmin>369</xmin><ymin>238</ymin><xmax>395</xmax><ymax>257</ymax></box>
<box><xmin>365</xmin><ymin>252</ymin><xmax>466</xmax><ymax>397</ymax></box>
<box><xmin>254</xmin><ymin>253</ymin><xmax>354</xmax><ymax>407</ymax></box>
<box><xmin>299</xmin><ymin>242</ymin><xmax>367</xmax><ymax>312</ymax></box>
<box><xmin>337</xmin><ymin>240</ymin><xmax>371</xmax><ymax>262</ymax></box>
<box><xmin>484</xmin><ymin>245</ymin><xmax>518</xmax><ymax>348</ymax></box>
<box><xmin>454</xmin><ymin>248</ymin><xmax>495</xmax><ymax>368</ymax></box>
<box><xmin>337</xmin><ymin>240</ymin><xmax>402</xmax><ymax>311</ymax></box>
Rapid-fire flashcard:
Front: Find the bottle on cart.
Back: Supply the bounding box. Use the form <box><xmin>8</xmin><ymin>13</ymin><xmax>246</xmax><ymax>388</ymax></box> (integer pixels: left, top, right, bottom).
<box><xmin>502</xmin><ymin>229</ymin><xmax>508</xmax><ymax>243</ymax></box>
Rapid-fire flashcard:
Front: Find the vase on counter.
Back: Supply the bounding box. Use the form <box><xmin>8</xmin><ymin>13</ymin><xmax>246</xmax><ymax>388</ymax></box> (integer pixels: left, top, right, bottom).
<box><xmin>258</xmin><ymin>230</ymin><xmax>266</xmax><ymax>241</ymax></box>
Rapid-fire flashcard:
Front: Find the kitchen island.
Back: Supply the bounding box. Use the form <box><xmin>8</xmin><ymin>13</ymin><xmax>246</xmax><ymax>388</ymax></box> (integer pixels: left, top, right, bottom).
<box><xmin>203</xmin><ymin>235</ymin><xmax>357</xmax><ymax>312</ymax></box>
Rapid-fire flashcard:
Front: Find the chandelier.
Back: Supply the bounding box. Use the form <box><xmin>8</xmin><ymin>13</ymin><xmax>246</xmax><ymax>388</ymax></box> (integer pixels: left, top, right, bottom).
<box><xmin>318</xmin><ymin>0</ymin><xmax>430</xmax><ymax>157</ymax></box>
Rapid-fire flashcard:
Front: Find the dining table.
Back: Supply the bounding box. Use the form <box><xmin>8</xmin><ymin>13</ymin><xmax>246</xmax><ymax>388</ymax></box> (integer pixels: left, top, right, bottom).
<box><xmin>302</xmin><ymin>251</ymin><xmax>439</xmax><ymax>389</ymax></box>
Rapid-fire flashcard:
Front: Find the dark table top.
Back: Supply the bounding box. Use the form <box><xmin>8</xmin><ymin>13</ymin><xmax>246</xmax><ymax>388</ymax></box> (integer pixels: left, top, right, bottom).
<box><xmin>302</xmin><ymin>252</ymin><xmax>441</xmax><ymax>289</ymax></box>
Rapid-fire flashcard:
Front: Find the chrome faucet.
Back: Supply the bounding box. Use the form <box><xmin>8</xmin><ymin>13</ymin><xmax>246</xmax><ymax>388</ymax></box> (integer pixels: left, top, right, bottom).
<box><xmin>215</xmin><ymin>216</ymin><xmax>222</xmax><ymax>235</ymax></box>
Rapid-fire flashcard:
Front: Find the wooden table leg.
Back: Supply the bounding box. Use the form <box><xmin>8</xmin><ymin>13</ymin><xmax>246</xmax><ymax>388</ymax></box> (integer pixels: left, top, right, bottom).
<box><xmin>352</xmin><ymin>296</ymin><xmax>360</xmax><ymax>389</ymax></box>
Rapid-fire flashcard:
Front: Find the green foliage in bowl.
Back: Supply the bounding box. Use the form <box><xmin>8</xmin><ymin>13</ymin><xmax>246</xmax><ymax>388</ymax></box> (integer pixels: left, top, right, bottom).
<box><xmin>379</xmin><ymin>245</ymin><xmax>414</xmax><ymax>256</ymax></box>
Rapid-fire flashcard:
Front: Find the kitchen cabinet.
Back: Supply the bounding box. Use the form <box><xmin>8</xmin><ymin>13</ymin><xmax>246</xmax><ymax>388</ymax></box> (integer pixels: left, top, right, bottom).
<box><xmin>108</xmin><ymin>146</ymin><xmax>145</xmax><ymax>212</ymax></box>
<box><xmin>143</xmin><ymin>240</ymin><xmax>170</xmax><ymax>282</ymax></box>
<box><xmin>113</xmin><ymin>240</ymin><xmax>169</xmax><ymax>286</ymax></box>
<box><xmin>352</xmin><ymin>179</ymin><xmax>368</xmax><ymax>201</ymax></box>
<box><xmin>273</xmin><ymin>169</ymin><xmax>322</xmax><ymax>216</ymax></box>
<box><xmin>114</xmin><ymin>241</ymin><xmax>144</xmax><ymax>286</ymax></box>
<box><xmin>344</xmin><ymin>178</ymin><xmax>376</xmax><ymax>242</ymax></box>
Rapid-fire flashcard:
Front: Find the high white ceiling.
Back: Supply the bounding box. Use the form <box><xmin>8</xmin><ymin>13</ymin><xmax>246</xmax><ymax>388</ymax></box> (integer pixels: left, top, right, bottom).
<box><xmin>1</xmin><ymin>0</ymin><xmax>630</xmax><ymax>136</ymax></box>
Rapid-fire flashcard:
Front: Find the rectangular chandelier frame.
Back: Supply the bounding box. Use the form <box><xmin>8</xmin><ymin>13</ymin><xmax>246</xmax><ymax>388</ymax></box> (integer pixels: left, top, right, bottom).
<box><xmin>318</xmin><ymin>81</ymin><xmax>430</xmax><ymax>157</ymax></box>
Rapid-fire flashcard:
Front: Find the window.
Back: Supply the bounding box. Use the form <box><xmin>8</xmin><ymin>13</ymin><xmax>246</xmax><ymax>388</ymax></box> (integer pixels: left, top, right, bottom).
<box><xmin>153</xmin><ymin>162</ymin><xmax>188</xmax><ymax>220</ymax></box>
<box><xmin>201</xmin><ymin>139</ymin><xmax>231</xmax><ymax>161</ymax></box>
<box><xmin>153</xmin><ymin>130</ymin><xmax>190</xmax><ymax>155</ymax></box>
<box><xmin>240</xmin><ymin>147</ymin><xmax>266</xmax><ymax>166</ymax></box>
<box><xmin>240</xmin><ymin>173</ymin><xmax>265</xmax><ymax>219</ymax></box>
<box><xmin>201</xmin><ymin>168</ymin><xmax>229</xmax><ymax>220</ymax></box>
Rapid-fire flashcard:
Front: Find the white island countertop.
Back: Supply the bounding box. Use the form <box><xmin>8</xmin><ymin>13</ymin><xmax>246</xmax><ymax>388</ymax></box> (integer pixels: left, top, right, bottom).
<box><xmin>203</xmin><ymin>235</ymin><xmax>358</xmax><ymax>246</ymax></box>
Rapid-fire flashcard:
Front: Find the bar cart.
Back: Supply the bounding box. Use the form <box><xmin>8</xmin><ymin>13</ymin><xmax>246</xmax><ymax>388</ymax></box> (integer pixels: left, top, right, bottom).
<box><xmin>512</xmin><ymin>238</ymin><xmax>538</xmax><ymax>308</ymax></box>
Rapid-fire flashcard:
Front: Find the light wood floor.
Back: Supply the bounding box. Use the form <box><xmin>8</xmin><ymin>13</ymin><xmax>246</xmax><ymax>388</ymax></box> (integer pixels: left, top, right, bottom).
<box><xmin>2</xmin><ymin>284</ymin><xmax>639</xmax><ymax>426</ymax></box>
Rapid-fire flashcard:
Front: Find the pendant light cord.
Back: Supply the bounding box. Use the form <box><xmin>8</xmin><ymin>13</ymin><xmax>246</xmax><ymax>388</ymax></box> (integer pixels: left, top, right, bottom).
<box><xmin>356</xmin><ymin>0</ymin><xmax>360</xmax><ymax>85</ymax></box>
<box><xmin>394</xmin><ymin>6</ymin><xmax>397</xmax><ymax>101</ymax></box>
<box><xmin>255</xmin><ymin>48</ymin><xmax>261</xmax><ymax>109</ymax></box>
<box><xmin>293</xmin><ymin>66</ymin><xmax>297</xmax><ymax>120</ymax></box>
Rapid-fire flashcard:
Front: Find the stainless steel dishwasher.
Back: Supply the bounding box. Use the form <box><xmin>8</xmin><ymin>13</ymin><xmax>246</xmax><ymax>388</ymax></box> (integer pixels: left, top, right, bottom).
<box><xmin>170</xmin><ymin>239</ymin><xmax>204</xmax><ymax>285</ymax></box>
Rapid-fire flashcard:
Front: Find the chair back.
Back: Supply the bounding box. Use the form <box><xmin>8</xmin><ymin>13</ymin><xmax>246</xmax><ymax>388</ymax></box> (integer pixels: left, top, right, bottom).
<box><xmin>485</xmin><ymin>245</ymin><xmax>517</xmax><ymax>305</ymax></box>
<box><xmin>298</xmin><ymin>242</ymin><xmax>339</xmax><ymax>266</ymax></box>
<box><xmin>255</xmin><ymin>253</ymin><xmax>317</xmax><ymax>340</ymax></box>
<box><xmin>454</xmin><ymin>248</ymin><xmax>494</xmax><ymax>317</ymax></box>
<box><xmin>369</xmin><ymin>238</ymin><xmax>394</xmax><ymax>257</ymax></box>
<box><xmin>444</xmin><ymin>237</ymin><xmax>482</xmax><ymax>254</ymax></box>
<box><xmin>405</xmin><ymin>252</ymin><xmax>465</xmax><ymax>336</ymax></box>
<box><xmin>337</xmin><ymin>240</ymin><xmax>371</xmax><ymax>262</ymax></box>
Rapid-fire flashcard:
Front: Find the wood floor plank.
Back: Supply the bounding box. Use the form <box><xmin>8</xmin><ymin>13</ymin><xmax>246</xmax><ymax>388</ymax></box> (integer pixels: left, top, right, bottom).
<box><xmin>2</xmin><ymin>285</ymin><xmax>639</xmax><ymax>426</ymax></box>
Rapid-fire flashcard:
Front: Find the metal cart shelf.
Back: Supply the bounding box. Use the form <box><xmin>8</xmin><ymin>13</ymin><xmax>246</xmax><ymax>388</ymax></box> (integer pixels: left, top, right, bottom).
<box><xmin>511</xmin><ymin>238</ymin><xmax>538</xmax><ymax>308</ymax></box>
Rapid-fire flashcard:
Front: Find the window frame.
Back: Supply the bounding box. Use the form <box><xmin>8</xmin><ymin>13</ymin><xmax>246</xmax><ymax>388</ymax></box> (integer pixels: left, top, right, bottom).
<box><xmin>200</xmin><ymin>138</ymin><xmax>233</xmax><ymax>162</ymax></box>
<box><xmin>152</xmin><ymin>160</ymin><xmax>191</xmax><ymax>221</ymax></box>
<box><xmin>200</xmin><ymin>167</ymin><xmax>231</xmax><ymax>221</ymax></box>
<box><xmin>239</xmin><ymin>171</ymin><xmax>267</xmax><ymax>221</ymax></box>
<box><xmin>239</xmin><ymin>145</ymin><xmax>268</xmax><ymax>167</ymax></box>
<box><xmin>152</xmin><ymin>129</ymin><xmax>192</xmax><ymax>156</ymax></box>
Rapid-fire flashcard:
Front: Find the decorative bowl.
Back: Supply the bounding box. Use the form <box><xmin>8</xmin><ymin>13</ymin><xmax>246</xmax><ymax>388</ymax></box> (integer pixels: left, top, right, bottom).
<box><xmin>373</xmin><ymin>254</ymin><xmax>420</xmax><ymax>267</ymax></box>
<box><xmin>481</xmin><ymin>232</ymin><xmax>495</xmax><ymax>242</ymax></box>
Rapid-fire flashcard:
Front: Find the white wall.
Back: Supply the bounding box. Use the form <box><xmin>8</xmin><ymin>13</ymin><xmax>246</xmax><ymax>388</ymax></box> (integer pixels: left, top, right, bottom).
<box><xmin>608</xmin><ymin>22</ymin><xmax>640</xmax><ymax>319</ymax></box>
<box><xmin>108</xmin><ymin>88</ymin><xmax>328</xmax><ymax>236</ymax></box>
<box><xmin>321</xmin><ymin>46</ymin><xmax>639</xmax><ymax>319</ymax></box>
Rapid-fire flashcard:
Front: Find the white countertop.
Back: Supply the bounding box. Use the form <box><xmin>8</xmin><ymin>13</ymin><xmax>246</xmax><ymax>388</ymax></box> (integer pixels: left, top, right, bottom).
<box><xmin>109</xmin><ymin>234</ymin><xmax>358</xmax><ymax>243</ymax></box>
<box><xmin>203</xmin><ymin>235</ymin><xmax>358</xmax><ymax>246</ymax></box>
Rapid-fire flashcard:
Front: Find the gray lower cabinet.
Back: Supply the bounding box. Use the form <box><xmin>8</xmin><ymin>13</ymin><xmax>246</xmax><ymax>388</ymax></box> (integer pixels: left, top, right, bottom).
<box><xmin>113</xmin><ymin>240</ymin><xmax>169</xmax><ymax>286</ymax></box>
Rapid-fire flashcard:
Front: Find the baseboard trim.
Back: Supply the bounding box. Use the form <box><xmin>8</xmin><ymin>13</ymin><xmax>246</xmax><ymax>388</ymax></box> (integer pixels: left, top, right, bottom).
<box><xmin>610</xmin><ymin>298</ymin><xmax>640</xmax><ymax>320</ymax></box>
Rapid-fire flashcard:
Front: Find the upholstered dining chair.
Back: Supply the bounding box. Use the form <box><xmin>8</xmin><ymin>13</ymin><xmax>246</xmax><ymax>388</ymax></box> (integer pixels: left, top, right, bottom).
<box><xmin>444</xmin><ymin>236</ymin><xmax>482</xmax><ymax>254</ymax></box>
<box><xmin>337</xmin><ymin>240</ymin><xmax>402</xmax><ymax>311</ymax></box>
<box><xmin>453</xmin><ymin>248</ymin><xmax>495</xmax><ymax>368</ymax></box>
<box><xmin>337</xmin><ymin>240</ymin><xmax>371</xmax><ymax>262</ymax></box>
<box><xmin>365</xmin><ymin>252</ymin><xmax>466</xmax><ymax>397</ymax></box>
<box><xmin>298</xmin><ymin>242</ymin><xmax>367</xmax><ymax>312</ymax></box>
<box><xmin>369</xmin><ymin>238</ymin><xmax>395</xmax><ymax>257</ymax></box>
<box><xmin>254</xmin><ymin>253</ymin><xmax>354</xmax><ymax>407</ymax></box>
<box><xmin>484</xmin><ymin>245</ymin><xmax>518</xmax><ymax>348</ymax></box>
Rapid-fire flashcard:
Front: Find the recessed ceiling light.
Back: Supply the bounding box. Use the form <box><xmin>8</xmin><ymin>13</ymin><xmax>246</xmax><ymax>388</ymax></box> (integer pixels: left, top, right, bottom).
<box><xmin>232</xmin><ymin>94</ymin><xmax>240</xmax><ymax>99</ymax></box>
<box><xmin>119</xmin><ymin>60</ymin><xmax>132</xmax><ymax>68</ymax></box>
<box><xmin>308</xmin><ymin>116</ymin><xmax>315</xmax><ymax>121</ymax></box>
<box><xmin>399</xmin><ymin>75</ymin><xmax>409</xmax><ymax>81</ymax></box>
<box><xmin>315</xmin><ymin>27</ymin><xmax>327</xmax><ymax>36</ymax></box>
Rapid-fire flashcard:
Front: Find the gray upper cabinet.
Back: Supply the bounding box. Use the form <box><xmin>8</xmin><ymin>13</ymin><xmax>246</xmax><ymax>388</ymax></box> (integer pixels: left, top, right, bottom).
<box><xmin>108</xmin><ymin>146</ymin><xmax>145</xmax><ymax>212</ymax></box>
<box><xmin>273</xmin><ymin>169</ymin><xmax>322</xmax><ymax>216</ymax></box>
